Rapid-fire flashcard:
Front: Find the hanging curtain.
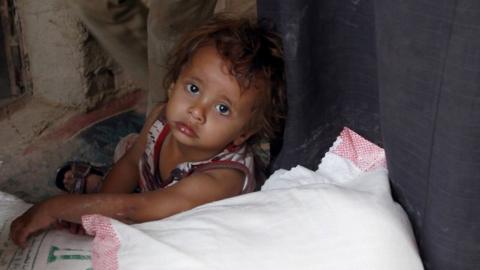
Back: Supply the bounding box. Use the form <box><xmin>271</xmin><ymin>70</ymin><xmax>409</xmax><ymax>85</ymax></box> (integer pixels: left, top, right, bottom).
<box><xmin>259</xmin><ymin>1</ymin><xmax>480</xmax><ymax>269</ymax></box>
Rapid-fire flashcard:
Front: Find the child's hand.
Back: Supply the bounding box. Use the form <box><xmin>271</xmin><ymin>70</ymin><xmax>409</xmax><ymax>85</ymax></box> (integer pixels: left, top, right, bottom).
<box><xmin>9</xmin><ymin>203</ymin><xmax>56</xmax><ymax>248</ymax></box>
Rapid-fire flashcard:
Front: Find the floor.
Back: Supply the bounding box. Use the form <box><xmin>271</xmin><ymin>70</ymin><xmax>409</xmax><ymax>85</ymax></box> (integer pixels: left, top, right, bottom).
<box><xmin>0</xmin><ymin>92</ymin><xmax>145</xmax><ymax>203</ymax></box>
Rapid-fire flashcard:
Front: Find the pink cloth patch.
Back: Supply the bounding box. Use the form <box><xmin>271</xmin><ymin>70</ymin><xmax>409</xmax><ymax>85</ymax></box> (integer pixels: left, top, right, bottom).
<box><xmin>331</xmin><ymin>127</ymin><xmax>386</xmax><ymax>171</ymax></box>
<box><xmin>82</xmin><ymin>215</ymin><xmax>120</xmax><ymax>270</ymax></box>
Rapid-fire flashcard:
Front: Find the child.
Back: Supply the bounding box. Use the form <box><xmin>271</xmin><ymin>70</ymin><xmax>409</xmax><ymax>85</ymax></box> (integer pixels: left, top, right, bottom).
<box><xmin>10</xmin><ymin>15</ymin><xmax>286</xmax><ymax>248</ymax></box>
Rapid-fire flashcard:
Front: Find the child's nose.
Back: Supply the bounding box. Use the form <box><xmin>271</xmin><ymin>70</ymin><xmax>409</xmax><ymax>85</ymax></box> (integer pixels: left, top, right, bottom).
<box><xmin>188</xmin><ymin>103</ymin><xmax>206</xmax><ymax>124</ymax></box>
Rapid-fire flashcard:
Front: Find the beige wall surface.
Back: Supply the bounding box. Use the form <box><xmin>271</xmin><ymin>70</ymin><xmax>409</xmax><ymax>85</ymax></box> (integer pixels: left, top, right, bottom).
<box><xmin>16</xmin><ymin>0</ymin><xmax>86</xmax><ymax>106</ymax></box>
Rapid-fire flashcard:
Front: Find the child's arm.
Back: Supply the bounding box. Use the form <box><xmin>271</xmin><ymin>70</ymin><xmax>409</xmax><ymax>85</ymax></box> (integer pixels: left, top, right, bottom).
<box><xmin>55</xmin><ymin>104</ymin><xmax>167</xmax><ymax>234</ymax></box>
<box><xmin>10</xmin><ymin>167</ymin><xmax>245</xmax><ymax>248</ymax></box>
<box><xmin>99</xmin><ymin>104</ymin><xmax>166</xmax><ymax>193</ymax></box>
<box><xmin>56</xmin><ymin>104</ymin><xmax>168</xmax><ymax>234</ymax></box>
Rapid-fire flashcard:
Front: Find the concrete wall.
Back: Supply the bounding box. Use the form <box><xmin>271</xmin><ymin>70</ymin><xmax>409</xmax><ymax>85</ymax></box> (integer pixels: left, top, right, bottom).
<box><xmin>16</xmin><ymin>0</ymin><xmax>135</xmax><ymax>109</ymax></box>
<box><xmin>16</xmin><ymin>0</ymin><xmax>86</xmax><ymax>106</ymax></box>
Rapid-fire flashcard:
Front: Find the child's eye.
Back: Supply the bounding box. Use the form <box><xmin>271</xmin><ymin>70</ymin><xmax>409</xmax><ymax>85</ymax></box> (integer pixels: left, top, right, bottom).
<box><xmin>215</xmin><ymin>104</ymin><xmax>230</xmax><ymax>116</ymax></box>
<box><xmin>186</xmin><ymin>83</ymin><xmax>199</xmax><ymax>95</ymax></box>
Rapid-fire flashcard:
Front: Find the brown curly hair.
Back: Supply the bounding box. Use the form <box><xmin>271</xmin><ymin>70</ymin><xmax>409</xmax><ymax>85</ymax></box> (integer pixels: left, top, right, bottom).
<box><xmin>163</xmin><ymin>14</ymin><xmax>286</xmax><ymax>143</ymax></box>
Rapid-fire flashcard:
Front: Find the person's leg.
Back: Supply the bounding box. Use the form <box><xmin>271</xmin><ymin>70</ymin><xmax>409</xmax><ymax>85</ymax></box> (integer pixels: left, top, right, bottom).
<box><xmin>215</xmin><ymin>0</ymin><xmax>257</xmax><ymax>18</ymax></box>
<box><xmin>66</xmin><ymin>0</ymin><xmax>149</xmax><ymax>90</ymax></box>
<box><xmin>61</xmin><ymin>133</ymin><xmax>138</xmax><ymax>193</ymax></box>
<box><xmin>67</xmin><ymin>0</ymin><xmax>257</xmax><ymax>112</ymax></box>
<box><xmin>146</xmin><ymin>0</ymin><xmax>217</xmax><ymax>110</ymax></box>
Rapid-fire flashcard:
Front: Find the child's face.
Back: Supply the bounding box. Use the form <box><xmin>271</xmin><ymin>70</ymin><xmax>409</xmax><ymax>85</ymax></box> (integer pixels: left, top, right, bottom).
<box><xmin>165</xmin><ymin>45</ymin><xmax>258</xmax><ymax>156</ymax></box>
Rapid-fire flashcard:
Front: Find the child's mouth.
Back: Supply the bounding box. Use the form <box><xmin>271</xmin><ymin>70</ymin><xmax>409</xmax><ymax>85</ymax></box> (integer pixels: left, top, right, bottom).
<box><xmin>174</xmin><ymin>122</ymin><xmax>197</xmax><ymax>138</ymax></box>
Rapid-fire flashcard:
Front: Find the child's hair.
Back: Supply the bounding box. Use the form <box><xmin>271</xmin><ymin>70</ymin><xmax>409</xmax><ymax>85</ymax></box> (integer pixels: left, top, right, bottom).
<box><xmin>163</xmin><ymin>14</ymin><xmax>286</xmax><ymax>143</ymax></box>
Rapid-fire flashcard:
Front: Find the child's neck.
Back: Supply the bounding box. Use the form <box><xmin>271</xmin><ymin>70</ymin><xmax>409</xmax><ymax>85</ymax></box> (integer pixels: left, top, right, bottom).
<box><xmin>164</xmin><ymin>134</ymin><xmax>227</xmax><ymax>164</ymax></box>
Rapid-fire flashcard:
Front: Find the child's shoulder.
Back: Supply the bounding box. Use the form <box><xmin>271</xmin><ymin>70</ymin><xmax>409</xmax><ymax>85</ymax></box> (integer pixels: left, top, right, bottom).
<box><xmin>138</xmin><ymin>103</ymin><xmax>167</xmax><ymax>134</ymax></box>
<box><xmin>145</xmin><ymin>103</ymin><xmax>166</xmax><ymax>123</ymax></box>
<box><xmin>149</xmin><ymin>103</ymin><xmax>166</xmax><ymax>118</ymax></box>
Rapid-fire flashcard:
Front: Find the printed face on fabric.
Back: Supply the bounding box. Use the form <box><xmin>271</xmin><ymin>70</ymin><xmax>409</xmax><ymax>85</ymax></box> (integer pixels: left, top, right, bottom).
<box><xmin>165</xmin><ymin>45</ymin><xmax>258</xmax><ymax>159</ymax></box>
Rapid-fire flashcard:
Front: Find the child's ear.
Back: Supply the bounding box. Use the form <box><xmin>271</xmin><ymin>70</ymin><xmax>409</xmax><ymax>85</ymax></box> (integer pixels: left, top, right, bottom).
<box><xmin>232</xmin><ymin>130</ymin><xmax>255</xmax><ymax>146</ymax></box>
<box><xmin>167</xmin><ymin>83</ymin><xmax>175</xmax><ymax>98</ymax></box>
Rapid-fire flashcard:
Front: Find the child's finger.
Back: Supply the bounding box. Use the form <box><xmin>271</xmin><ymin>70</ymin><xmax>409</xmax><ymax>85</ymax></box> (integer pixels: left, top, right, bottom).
<box><xmin>9</xmin><ymin>218</ymin><xmax>24</xmax><ymax>247</ymax></box>
<box><xmin>14</xmin><ymin>225</ymin><xmax>31</xmax><ymax>249</ymax></box>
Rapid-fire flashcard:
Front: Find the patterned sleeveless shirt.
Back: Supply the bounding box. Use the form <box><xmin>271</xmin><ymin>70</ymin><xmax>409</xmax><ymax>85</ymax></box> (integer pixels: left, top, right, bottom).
<box><xmin>138</xmin><ymin>112</ymin><xmax>257</xmax><ymax>194</ymax></box>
